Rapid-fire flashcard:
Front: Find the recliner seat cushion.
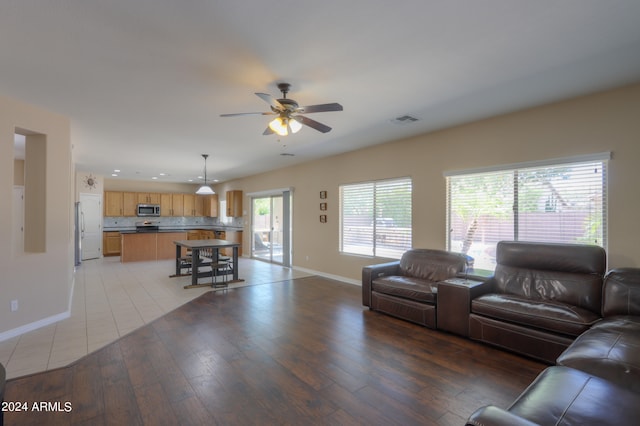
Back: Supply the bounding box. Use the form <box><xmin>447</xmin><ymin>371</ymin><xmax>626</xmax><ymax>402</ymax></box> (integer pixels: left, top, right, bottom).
<box><xmin>472</xmin><ymin>293</ymin><xmax>600</xmax><ymax>336</ymax></box>
<box><xmin>372</xmin><ymin>276</ymin><xmax>437</xmax><ymax>304</ymax></box>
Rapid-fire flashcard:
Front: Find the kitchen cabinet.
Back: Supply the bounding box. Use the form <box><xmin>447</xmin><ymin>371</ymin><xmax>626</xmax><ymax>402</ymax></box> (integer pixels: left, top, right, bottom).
<box><xmin>201</xmin><ymin>194</ymin><xmax>219</xmax><ymax>217</ymax></box>
<box><xmin>123</xmin><ymin>192</ymin><xmax>138</xmax><ymax>217</ymax></box>
<box><xmin>183</xmin><ymin>194</ymin><xmax>196</xmax><ymax>217</ymax></box>
<box><xmin>226</xmin><ymin>190</ymin><xmax>243</xmax><ymax>217</ymax></box>
<box><xmin>105</xmin><ymin>191</ymin><xmax>217</xmax><ymax>218</ymax></box>
<box><xmin>137</xmin><ymin>192</ymin><xmax>160</xmax><ymax>204</ymax></box>
<box><xmin>160</xmin><ymin>193</ymin><xmax>184</xmax><ymax>216</ymax></box>
<box><xmin>103</xmin><ymin>231</ymin><xmax>121</xmax><ymax>256</ymax></box>
<box><xmin>104</xmin><ymin>191</ymin><xmax>123</xmax><ymax>216</ymax></box>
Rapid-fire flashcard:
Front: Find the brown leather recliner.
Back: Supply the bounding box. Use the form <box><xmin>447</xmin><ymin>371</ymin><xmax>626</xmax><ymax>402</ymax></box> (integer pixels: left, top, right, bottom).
<box><xmin>468</xmin><ymin>241</ymin><xmax>607</xmax><ymax>363</ymax></box>
<box><xmin>362</xmin><ymin>248</ymin><xmax>467</xmax><ymax>328</ymax></box>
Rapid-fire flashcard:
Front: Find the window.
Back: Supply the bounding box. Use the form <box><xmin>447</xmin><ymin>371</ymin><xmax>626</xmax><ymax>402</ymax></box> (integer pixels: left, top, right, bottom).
<box><xmin>340</xmin><ymin>177</ymin><xmax>412</xmax><ymax>258</ymax></box>
<box><xmin>446</xmin><ymin>153</ymin><xmax>608</xmax><ymax>271</ymax></box>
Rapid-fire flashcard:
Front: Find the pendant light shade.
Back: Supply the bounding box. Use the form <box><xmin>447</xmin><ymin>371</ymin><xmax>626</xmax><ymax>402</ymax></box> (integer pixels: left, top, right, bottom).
<box><xmin>196</xmin><ymin>154</ymin><xmax>215</xmax><ymax>195</ymax></box>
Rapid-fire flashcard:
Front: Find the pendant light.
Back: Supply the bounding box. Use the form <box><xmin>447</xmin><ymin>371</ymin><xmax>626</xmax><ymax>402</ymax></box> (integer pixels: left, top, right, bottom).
<box><xmin>195</xmin><ymin>154</ymin><xmax>215</xmax><ymax>195</ymax></box>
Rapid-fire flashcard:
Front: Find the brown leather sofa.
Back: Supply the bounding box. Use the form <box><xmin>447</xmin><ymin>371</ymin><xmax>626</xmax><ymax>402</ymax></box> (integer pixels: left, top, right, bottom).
<box><xmin>468</xmin><ymin>241</ymin><xmax>607</xmax><ymax>363</ymax></box>
<box><xmin>466</xmin><ymin>267</ymin><xmax>640</xmax><ymax>426</ymax></box>
<box><xmin>362</xmin><ymin>248</ymin><xmax>467</xmax><ymax>328</ymax></box>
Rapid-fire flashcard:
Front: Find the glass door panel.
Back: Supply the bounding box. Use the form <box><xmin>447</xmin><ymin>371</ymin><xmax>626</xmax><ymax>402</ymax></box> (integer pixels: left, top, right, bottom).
<box><xmin>251</xmin><ymin>195</ymin><xmax>284</xmax><ymax>264</ymax></box>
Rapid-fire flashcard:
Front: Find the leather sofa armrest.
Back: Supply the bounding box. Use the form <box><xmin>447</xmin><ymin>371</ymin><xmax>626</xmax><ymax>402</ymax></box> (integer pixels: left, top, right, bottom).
<box><xmin>466</xmin><ymin>406</ymin><xmax>539</xmax><ymax>426</ymax></box>
<box><xmin>470</xmin><ymin>276</ymin><xmax>496</xmax><ymax>298</ymax></box>
<box><xmin>603</xmin><ymin>267</ymin><xmax>640</xmax><ymax>317</ymax></box>
<box><xmin>362</xmin><ymin>261</ymin><xmax>400</xmax><ymax>306</ymax></box>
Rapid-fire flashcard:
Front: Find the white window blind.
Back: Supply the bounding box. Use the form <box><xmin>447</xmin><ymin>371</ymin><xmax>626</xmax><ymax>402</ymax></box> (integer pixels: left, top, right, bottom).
<box><xmin>446</xmin><ymin>156</ymin><xmax>608</xmax><ymax>271</ymax></box>
<box><xmin>340</xmin><ymin>177</ymin><xmax>412</xmax><ymax>258</ymax></box>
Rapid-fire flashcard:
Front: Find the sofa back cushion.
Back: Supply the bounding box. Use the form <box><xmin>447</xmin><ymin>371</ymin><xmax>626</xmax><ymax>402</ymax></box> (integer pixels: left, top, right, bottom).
<box><xmin>493</xmin><ymin>241</ymin><xmax>606</xmax><ymax>313</ymax></box>
<box><xmin>399</xmin><ymin>249</ymin><xmax>466</xmax><ymax>282</ymax></box>
<box><xmin>602</xmin><ymin>268</ymin><xmax>640</xmax><ymax>317</ymax></box>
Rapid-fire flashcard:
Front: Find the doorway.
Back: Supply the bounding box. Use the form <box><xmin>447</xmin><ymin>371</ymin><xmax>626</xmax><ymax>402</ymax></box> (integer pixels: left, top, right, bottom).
<box><xmin>251</xmin><ymin>191</ymin><xmax>291</xmax><ymax>266</ymax></box>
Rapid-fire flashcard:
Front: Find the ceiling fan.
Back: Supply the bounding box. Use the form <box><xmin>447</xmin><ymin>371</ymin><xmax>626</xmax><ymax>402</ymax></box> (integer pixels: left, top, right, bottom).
<box><xmin>220</xmin><ymin>83</ymin><xmax>343</xmax><ymax>136</ymax></box>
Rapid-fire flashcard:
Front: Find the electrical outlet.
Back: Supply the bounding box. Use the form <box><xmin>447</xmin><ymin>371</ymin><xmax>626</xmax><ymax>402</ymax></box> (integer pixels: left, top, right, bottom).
<box><xmin>11</xmin><ymin>300</ymin><xmax>18</xmax><ymax>312</ymax></box>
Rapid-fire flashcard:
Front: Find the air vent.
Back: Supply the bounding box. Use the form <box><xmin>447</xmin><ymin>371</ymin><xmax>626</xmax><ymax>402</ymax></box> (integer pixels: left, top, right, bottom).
<box><xmin>390</xmin><ymin>115</ymin><xmax>419</xmax><ymax>125</ymax></box>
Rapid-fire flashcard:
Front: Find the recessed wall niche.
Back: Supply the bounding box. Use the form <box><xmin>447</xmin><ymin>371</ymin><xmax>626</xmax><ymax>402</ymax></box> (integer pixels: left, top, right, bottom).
<box><xmin>17</xmin><ymin>128</ymin><xmax>47</xmax><ymax>253</ymax></box>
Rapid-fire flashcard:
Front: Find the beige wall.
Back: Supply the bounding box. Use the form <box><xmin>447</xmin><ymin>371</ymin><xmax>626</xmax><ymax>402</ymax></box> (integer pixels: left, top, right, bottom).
<box><xmin>224</xmin><ymin>83</ymin><xmax>640</xmax><ymax>282</ymax></box>
<box><xmin>0</xmin><ymin>94</ymin><xmax>73</xmax><ymax>336</ymax></box>
<box><xmin>103</xmin><ymin>178</ymin><xmax>198</xmax><ymax>194</ymax></box>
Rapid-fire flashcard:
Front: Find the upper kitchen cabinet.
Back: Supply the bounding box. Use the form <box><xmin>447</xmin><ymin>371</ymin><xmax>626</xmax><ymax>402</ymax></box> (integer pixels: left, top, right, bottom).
<box><xmin>105</xmin><ymin>191</ymin><xmax>137</xmax><ymax>217</ymax></box>
<box><xmin>199</xmin><ymin>194</ymin><xmax>219</xmax><ymax>217</ymax></box>
<box><xmin>123</xmin><ymin>192</ymin><xmax>138</xmax><ymax>216</ymax></box>
<box><xmin>183</xmin><ymin>194</ymin><xmax>196</xmax><ymax>217</ymax></box>
<box><xmin>104</xmin><ymin>191</ymin><xmax>123</xmax><ymax>216</ymax></box>
<box><xmin>160</xmin><ymin>193</ymin><xmax>184</xmax><ymax>217</ymax></box>
<box><xmin>226</xmin><ymin>190</ymin><xmax>243</xmax><ymax>217</ymax></box>
<box><xmin>137</xmin><ymin>192</ymin><xmax>160</xmax><ymax>204</ymax></box>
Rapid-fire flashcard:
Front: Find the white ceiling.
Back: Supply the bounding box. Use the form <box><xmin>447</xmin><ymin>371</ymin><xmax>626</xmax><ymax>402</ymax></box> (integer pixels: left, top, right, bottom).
<box><xmin>3</xmin><ymin>1</ymin><xmax>640</xmax><ymax>184</ymax></box>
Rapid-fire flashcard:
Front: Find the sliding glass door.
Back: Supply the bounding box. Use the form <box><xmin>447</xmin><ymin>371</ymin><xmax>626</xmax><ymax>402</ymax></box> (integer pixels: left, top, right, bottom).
<box><xmin>251</xmin><ymin>193</ymin><xmax>289</xmax><ymax>265</ymax></box>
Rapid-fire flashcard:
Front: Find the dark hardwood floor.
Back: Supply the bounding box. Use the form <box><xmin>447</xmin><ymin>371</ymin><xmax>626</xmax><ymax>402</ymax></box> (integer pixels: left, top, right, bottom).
<box><xmin>4</xmin><ymin>276</ymin><xmax>545</xmax><ymax>425</ymax></box>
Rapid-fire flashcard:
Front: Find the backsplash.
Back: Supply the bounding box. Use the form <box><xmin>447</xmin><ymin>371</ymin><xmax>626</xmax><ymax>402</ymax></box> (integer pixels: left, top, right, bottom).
<box><xmin>104</xmin><ymin>216</ymin><xmax>243</xmax><ymax>229</ymax></box>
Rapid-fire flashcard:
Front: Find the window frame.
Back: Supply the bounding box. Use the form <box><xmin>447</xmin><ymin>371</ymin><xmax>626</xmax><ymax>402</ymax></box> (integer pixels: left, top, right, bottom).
<box><xmin>339</xmin><ymin>176</ymin><xmax>412</xmax><ymax>259</ymax></box>
<box><xmin>445</xmin><ymin>152</ymin><xmax>609</xmax><ymax>271</ymax></box>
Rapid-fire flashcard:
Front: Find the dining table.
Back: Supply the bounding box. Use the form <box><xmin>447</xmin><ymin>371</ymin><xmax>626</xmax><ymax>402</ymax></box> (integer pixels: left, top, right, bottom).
<box><xmin>171</xmin><ymin>239</ymin><xmax>243</xmax><ymax>289</ymax></box>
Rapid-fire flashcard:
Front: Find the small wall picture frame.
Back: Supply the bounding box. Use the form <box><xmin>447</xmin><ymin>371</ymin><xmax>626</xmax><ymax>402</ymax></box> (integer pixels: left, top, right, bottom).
<box><xmin>320</xmin><ymin>202</ymin><xmax>327</xmax><ymax>211</ymax></box>
<box><xmin>320</xmin><ymin>191</ymin><xmax>327</xmax><ymax>199</ymax></box>
<box><xmin>320</xmin><ymin>215</ymin><xmax>327</xmax><ymax>223</ymax></box>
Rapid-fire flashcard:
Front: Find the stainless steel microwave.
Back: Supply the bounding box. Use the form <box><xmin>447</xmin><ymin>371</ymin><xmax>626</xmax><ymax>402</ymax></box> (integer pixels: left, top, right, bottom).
<box><xmin>137</xmin><ymin>204</ymin><xmax>160</xmax><ymax>217</ymax></box>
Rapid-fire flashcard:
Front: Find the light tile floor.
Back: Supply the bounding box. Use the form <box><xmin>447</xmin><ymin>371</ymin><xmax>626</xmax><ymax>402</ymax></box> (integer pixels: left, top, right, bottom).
<box><xmin>0</xmin><ymin>256</ymin><xmax>311</xmax><ymax>379</ymax></box>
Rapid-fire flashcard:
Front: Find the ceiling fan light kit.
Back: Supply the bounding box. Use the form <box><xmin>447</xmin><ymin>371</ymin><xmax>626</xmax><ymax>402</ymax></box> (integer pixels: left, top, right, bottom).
<box><xmin>195</xmin><ymin>154</ymin><xmax>215</xmax><ymax>195</ymax></box>
<box><xmin>221</xmin><ymin>83</ymin><xmax>343</xmax><ymax>136</ymax></box>
<box><xmin>269</xmin><ymin>116</ymin><xmax>302</xmax><ymax>136</ymax></box>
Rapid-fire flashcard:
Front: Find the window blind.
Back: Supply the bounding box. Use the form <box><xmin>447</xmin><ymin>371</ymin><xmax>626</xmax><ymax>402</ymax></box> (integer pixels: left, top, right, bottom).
<box><xmin>340</xmin><ymin>177</ymin><xmax>412</xmax><ymax>258</ymax></box>
<box><xmin>446</xmin><ymin>157</ymin><xmax>607</xmax><ymax>271</ymax></box>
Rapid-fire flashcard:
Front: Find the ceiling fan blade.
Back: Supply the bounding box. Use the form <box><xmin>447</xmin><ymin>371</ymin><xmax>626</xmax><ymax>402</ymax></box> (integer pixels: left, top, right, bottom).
<box><xmin>293</xmin><ymin>115</ymin><xmax>332</xmax><ymax>133</ymax></box>
<box><xmin>220</xmin><ymin>112</ymin><xmax>275</xmax><ymax>117</ymax></box>
<box><xmin>262</xmin><ymin>126</ymin><xmax>274</xmax><ymax>135</ymax></box>
<box><xmin>255</xmin><ymin>93</ymin><xmax>285</xmax><ymax>111</ymax></box>
<box><xmin>297</xmin><ymin>103</ymin><xmax>343</xmax><ymax>114</ymax></box>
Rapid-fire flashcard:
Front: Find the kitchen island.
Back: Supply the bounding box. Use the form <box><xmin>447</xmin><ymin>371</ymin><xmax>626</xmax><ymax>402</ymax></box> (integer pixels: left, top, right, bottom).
<box><xmin>120</xmin><ymin>231</ymin><xmax>187</xmax><ymax>262</ymax></box>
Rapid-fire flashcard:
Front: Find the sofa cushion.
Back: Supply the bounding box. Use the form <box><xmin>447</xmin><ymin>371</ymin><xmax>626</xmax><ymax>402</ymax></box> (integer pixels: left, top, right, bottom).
<box><xmin>556</xmin><ymin>315</ymin><xmax>640</xmax><ymax>393</ymax></box>
<box><xmin>471</xmin><ymin>293</ymin><xmax>600</xmax><ymax>336</ymax></box>
<box><xmin>372</xmin><ymin>276</ymin><xmax>437</xmax><ymax>303</ymax></box>
<box><xmin>398</xmin><ymin>248</ymin><xmax>465</xmax><ymax>282</ymax></box>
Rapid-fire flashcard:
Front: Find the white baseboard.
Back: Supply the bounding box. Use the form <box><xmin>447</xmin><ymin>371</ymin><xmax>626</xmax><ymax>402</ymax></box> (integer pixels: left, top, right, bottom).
<box><xmin>0</xmin><ymin>310</ymin><xmax>70</xmax><ymax>343</ymax></box>
<box><xmin>0</xmin><ymin>275</ymin><xmax>75</xmax><ymax>343</ymax></box>
<box><xmin>293</xmin><ymin>266</ymin><xmax>361</xmax><ymax>286</ymax></box>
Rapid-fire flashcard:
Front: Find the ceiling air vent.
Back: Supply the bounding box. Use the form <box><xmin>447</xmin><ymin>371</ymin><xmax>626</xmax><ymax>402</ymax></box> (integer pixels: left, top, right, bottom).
<box><xmin>390</xmin><ymin>115</ymin><xmax>419</xmax><ymax>125</ymax></box>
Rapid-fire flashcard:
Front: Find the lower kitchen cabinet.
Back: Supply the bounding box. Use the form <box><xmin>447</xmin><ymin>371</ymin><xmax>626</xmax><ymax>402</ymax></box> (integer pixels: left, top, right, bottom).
<box><xmin>103</xmin><ymin>231</ymin><xmax>121</xmax><ymax>256</ymax></box>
